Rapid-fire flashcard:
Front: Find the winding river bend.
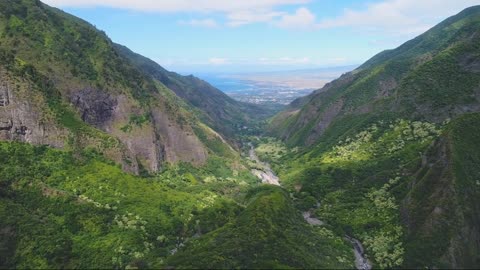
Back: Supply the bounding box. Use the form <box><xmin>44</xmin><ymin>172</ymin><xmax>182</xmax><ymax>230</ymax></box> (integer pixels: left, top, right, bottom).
<box><xmin>248</xmin><ymin>143</ymin><xmax>372</xmax><ymax>270</ymax></box>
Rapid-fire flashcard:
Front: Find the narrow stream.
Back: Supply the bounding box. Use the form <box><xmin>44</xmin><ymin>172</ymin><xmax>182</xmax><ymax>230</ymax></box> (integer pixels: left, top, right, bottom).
<box><xmin>346</xmin><ymin>235</ymin><xmax>372</xmax><ymax>270</ymax></box>
<box><xmin>248</xmin><ymin>142</ymin><xmax>372</xmax><ymax>270</ymax></box>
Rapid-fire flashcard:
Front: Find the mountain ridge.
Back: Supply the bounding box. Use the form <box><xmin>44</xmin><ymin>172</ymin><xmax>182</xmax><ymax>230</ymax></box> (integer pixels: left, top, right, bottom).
<box><xmin>114</xmin><ymin>43</ymin><xmax>273</xmax><ymax>140</ymax></box>
<box><xmin>269</xmin><ymin>5</ymin><xmax>480</xmax><ymax>147</ymax></box>
<box><xmin>266</xmin><ymin>5</ymin><xmax>480</xmax><ymax>268</ymax></box>
<box><xmin>0</xmin><ymin>0</ymin><xmax>260</xmax><ymax>174</ymax></box>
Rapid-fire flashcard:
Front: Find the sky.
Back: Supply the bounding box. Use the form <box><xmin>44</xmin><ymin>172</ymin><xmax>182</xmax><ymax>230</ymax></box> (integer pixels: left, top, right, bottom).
<box><xmin>42</xmin><ymin>0</ymin><xmax>480</xmax><ymax>74</ymax></box>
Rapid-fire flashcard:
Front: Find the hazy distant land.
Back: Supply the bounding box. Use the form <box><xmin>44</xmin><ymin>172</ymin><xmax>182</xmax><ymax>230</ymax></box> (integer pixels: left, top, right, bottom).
<box><xmin>199</xmin><ymin>66</ymin><xmax>357</xmax><ymax>105</ymax></box>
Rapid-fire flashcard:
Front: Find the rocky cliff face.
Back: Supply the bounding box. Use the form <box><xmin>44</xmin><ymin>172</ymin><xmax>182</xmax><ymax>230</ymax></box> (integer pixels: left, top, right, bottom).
<box><xmin>0</xmin><ymin>69</ymin><xmax>67</xmax><ymax>147</ymax></box>
<box><xmin>67</xmin><ymin>87</ymin><xmax>208</xmax><ymax>172</ymax></box>
<box><xmin>71</xmin><ymin>88</ymin><xmax>118</xmax><ymax>130</ymax></box>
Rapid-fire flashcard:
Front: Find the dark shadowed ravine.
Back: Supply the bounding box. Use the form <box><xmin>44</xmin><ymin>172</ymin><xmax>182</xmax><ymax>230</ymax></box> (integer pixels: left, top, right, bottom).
<box><xmin>249</xmin><ymin>143</ymin><xmax>372</xmax><ymax>270</ymax></box>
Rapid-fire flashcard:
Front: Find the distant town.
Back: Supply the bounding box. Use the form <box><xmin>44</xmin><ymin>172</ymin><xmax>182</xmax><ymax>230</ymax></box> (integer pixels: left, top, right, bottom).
<box><xmin>200</xmin><ymin>66</ymin><xmax>355</xmax><ymax>106</ymax></box>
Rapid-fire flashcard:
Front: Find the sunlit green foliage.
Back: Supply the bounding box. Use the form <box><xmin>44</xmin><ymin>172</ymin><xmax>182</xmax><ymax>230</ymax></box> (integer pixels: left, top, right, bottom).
<box><xmin>254</xmin><ymin>137</ymin><xmax>290</xmax><ymax>164</ymax></box>
<box><xmin>269</xmin><ymin>117</ymin><xmax>446</xmax><ymax>268</ymax></box>
<box><xmin>322</xmin><ymin>119</ymin><xmax>441</xmax><ymax>164</ymax></box>
<box><xmin>0</xmin><ymin>142</ymin><xmax>248</xmax><ymax>269</ymax></box>
<box><xmin>167</xmin><ymin>186</ymin><xmax>353</xmax><ymax>269</ymax></box>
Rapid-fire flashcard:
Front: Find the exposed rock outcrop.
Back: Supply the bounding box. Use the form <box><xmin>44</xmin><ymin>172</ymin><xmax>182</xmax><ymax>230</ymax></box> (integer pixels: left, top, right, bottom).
<box><xmin>71</xmin><ymin>88</ymin><xmax>118</xmax><ymax>130</ymax></box>
<box><xmin>151</xmin><ymin>110</ymin><xmax>207</xmax><ymax>165</ymax></box>
<box><xmin>306</xmin><ymin>99</ymin><xmax>344</xmax><ymax>145</ymax></box>
<box><xmin>69</xmin><ymin>89</ymin><xmax>208</xmax><ymax>172</ymax></box>
<box><xmin>0</xmin><ymin>72</ymin><xmax>67</xmax><ymax>147</ymax></box>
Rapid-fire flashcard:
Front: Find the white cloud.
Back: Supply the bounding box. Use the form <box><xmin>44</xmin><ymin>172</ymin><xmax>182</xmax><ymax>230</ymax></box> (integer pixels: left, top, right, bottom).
<box><xmin>208</xmin><ymin>58</ymin><xmax>229</xmax><ymax>65</ymax></box>
<box><xmin>226</xmin><ymin>9</ymin><xmax>285</xmax><ymax>27</ymax></box>
<box><xmin>43</xmin><ymin>0</ymin><xmax>316</xmax><ymax>28</ymax></box>
<box><xmin>225</xmin><ymin>7</ymin><xmax>318</xmax><ymax>29</ymax></box>
<box><xmin>42</xmin><ymin>0</ymin><xmax>309</xmax><ymax>13</ymax></box>
<box><xmin>317</xmin><ymin>0</ymin><xmax>480</xmax><ymax>36</ymax></box>
<box><xmin>274</xmin><ymin>7</ymin><xmax>316</xmax><ymax>29</ymax></box>
<box><xmin>179</xmin><ymin>18</ymin><xmax>218</xmax><ymax>28</ymax></box>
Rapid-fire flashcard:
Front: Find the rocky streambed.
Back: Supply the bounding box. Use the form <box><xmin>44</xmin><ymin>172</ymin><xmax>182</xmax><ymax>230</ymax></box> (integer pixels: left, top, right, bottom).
<box><xmin>248</xmin><ymin>144</ymin><xmax>280</xmax><ymax>186</ymax></box>
<box><xmin>248</xmin><ymin>142</ymin><xmax>371</xmax><ymax>270</ymax></box>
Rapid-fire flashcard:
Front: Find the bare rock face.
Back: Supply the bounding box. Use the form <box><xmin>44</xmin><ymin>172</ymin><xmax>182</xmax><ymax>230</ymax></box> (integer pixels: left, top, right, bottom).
<box><xmin>151</xmin><ymin>110</ymin><xmax>208</xmax><ymax>165</ymax></box>
<box><xmin>0</xmin><ymin>77</ymin><xmax>66</xmax><ymax>147</ymax></box>
<box><xmin>71</xmin><ymin>88</ymin><xmax>118</xmax><ymax>130</ymax></box>
<box><xmin>111</xmin><ymin>95</ymin><xmax>163</xmax><ymax>172</ymax></box>
<box><xmin>458</xmin><ymin>53</ymin><xmax>480</xmax><ymax>73</ymax></box>
<box><xmin>306</xmin><ymin>99</ymin><xmax>344</xmax><ymax>145</ymax></box>
<box><xmin>1</xmin><ymin>70</ymin><xmax>210</xmax><ymax>174</ymax></box>
<box><xmin>69</xmin><ymin>89</ymin><xmax>208</xmax><ymax>173</ymax></box>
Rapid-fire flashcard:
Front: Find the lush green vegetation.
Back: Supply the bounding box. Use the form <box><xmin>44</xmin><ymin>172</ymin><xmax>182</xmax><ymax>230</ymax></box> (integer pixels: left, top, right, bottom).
<box><xmin>0</xmin><ymin>140</ymin><xmax>360</xmax><ymax>269</ymax></box>
<box><xmin>268</xmin><ymin>117</ymin><xmax>442</xmax><ymax>267</ymax></box>
<box><xmin>268</xmin><ymin>107</ymin><xmax>480</xmax><ymax>269</ymax></box>
<box><xmin>0</xmin><ymin>141</ymin><xmax>259</xmax><ymax>269</ymax></box>
<box><xmin>265</xmin><ymin>6</ymin><xmax>480</xmax><ymax>268</ymax></box>
<box><xmin>167</xmin><ymin>186</ymin><xmax>353</xmax><ymax>269</ymax></box>
<box><xmin>253</xmin><ymin>137</ymin><xmax>291</xmax><ymax>164</ymax></box>
<box><xmin>1</xmin><ymin>1</ymin><xmax>480</xmax><ymax>269</ymax></box>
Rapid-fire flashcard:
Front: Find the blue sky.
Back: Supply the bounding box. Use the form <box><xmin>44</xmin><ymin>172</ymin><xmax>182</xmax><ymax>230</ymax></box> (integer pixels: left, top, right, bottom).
<box><xmin>43</xmin><ymin>0</ymin><xmax>480</xmax><ymax>73</ymax></box>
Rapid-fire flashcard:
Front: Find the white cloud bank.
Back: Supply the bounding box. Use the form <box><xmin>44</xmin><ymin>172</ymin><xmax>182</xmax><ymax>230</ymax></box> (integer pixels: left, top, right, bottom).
<box><xmin>316</xmin><ymin>0</ymin><xmax>480</xmax><ymax>35</ymax></box>
<box><xmin>43</xmin><ymin>0</ymin><xmax>480</xmax><ymax>34</ymax></box>
<box><xmin>42</xmin><ymin>0</ymin><xmax>309</xmax><ymax>13</ymax></box>
<box><xmin>274</xmin><ymin>7</ymin><xmax>316</xmax><ymax>29</ymax></box>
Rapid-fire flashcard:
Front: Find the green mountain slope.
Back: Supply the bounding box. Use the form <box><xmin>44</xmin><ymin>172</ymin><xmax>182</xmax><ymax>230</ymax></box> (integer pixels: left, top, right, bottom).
<box><xmin>166</xmin><ymin>186</ymin><xmax>352</xmax><ymax>269</ymax></box>
<box><xmin>114</xmin><ymin>44</ymin><xmax>274</xmax><ymax>139</ymax></box>
<box><xmin>267</xmin><ymin>6</ymin><xmax>480</xmax><ymax>269</ymax></box>
<box><xmin>2</xmin><ymin>1</ymin><xmax>480</xmax><ymax>269</ymax></box>
<box><xmin>269</xmin><ymin>5</ymin><xmax>480</xmax><ymax>146</ymax></box>
<box><xmin>402</xmin><ymin>113</ymin><xmax>480</xmax><ymax>268</ymax></box>
<box><xmin>0</xmin><ymin>1</ymin><xmax>354</xmax><ymax>269</ymax></box>
<box><xmin>0</xmin><ymin>0</ymin><xmax>241</xmax><ymax>174</ymax></box>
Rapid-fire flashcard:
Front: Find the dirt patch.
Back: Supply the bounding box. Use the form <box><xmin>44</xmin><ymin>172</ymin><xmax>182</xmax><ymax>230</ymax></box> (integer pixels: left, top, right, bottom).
<box><xmin>458</xmin><ymin>53</ymin><xmax>480</xmax><ymax>73</ymax></box>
